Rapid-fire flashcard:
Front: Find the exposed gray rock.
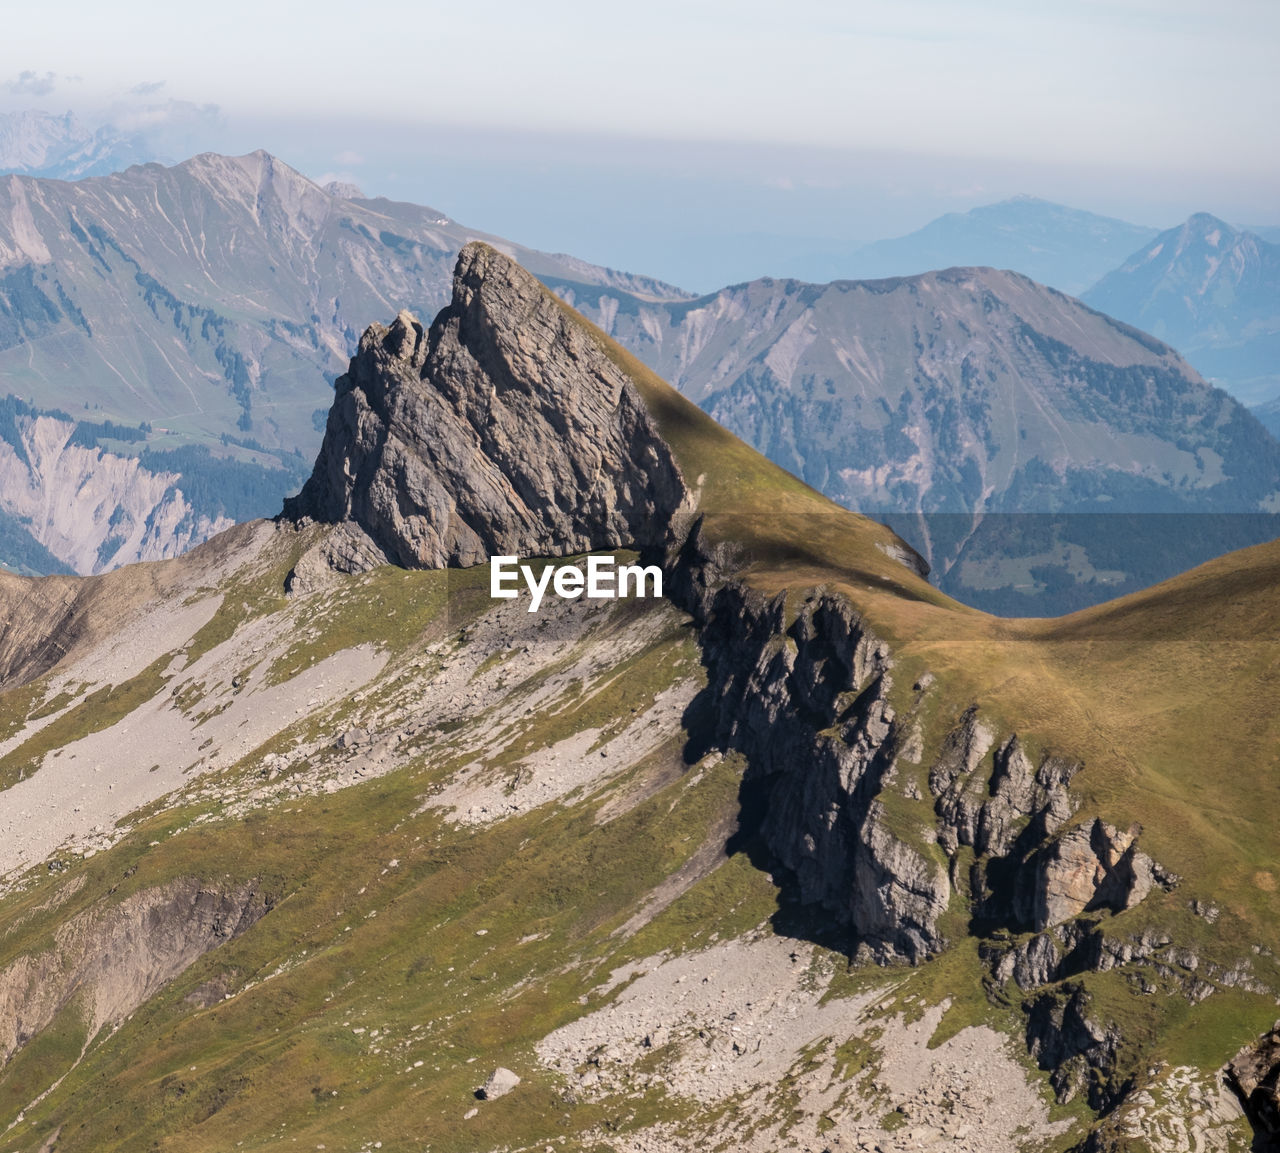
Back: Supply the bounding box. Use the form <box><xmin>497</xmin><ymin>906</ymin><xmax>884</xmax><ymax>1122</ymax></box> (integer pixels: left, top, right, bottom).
<box><xmin>932</xmin><ymin>726</ymin><xmax>1081</xmax><ymax>865</ymax></box>
<box><xmin>285</xmin><ymin>242</ymin><xmax>691</xmax><ymax>573</ymax></box>
<box><xmin>0</xmin><ymin>879</ymin><xmax>270</xmax><ymax>1066</ymax></box>
<box><xmin>285</xmin><ymin>523</ymin><xmax>392</xmax><ymax>595</ymax></box>
<box><xmin>479</xmin><ymin>1066</ymin><xmax>521</xmax><ymax>1100</ymax></box>
<box><xmin>991</xmin><ymin>931</ymin><xmax>1062</xmax><ymax>990</ymax></box>
<box><xmin>1030</xmin><ymin>819</ymin><xmax>1172</xmax><ymax>932</ymax></box>
<box><xmin>1025</xmin><ymin>983</ymin><xmax>1125</xmax><ymax>1109</ymax></box>
<box><xmin>696</xmin><ymin>584</ymin><xmax>948</xmax><ymax>961</ymax></box>
<box><xmin>335</xmin><ymin>728</ymin><xmax>368</xmax><ymax>750</ymax></box>
<box><xmin>1227</xmin><ymin>1024</ymin><xmax>1280</xmax><ymax>1139</ymax></box>
<box><xmin>977</xmin><ymin>737</ymin><xmax>1077</xmax><ymax>857</ymax></box>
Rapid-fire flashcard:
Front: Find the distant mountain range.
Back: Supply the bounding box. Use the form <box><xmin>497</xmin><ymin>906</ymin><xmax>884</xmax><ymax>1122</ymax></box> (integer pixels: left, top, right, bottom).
<box><xmin>2</xmin><ymin>153</ymin><xmax>1276</xmax><ymax>616</ymax></box>
<box><xmin>555</xmin><ymin>268</ymin><xmax>1280</xmax><ymax>613</ymax></box>
<box><xmin>841</xmin><ymin>199</ymin><xmax>1280</xmax><ymax>412</ymax></box>
<box><xmin>846</xmin><ymin>196</ymin><xmax>1160</xmax><ymax>296</ymax></box>
<box><xmin>1254</xmin><ymin>396</ymin><xmax>1280</xmax><ymax>439</ymax></box>
<box><xmin>0</xmin><ymin>150</ymin><xmax>689</xmax><ymax>574</ymax></box>
<box><xmin>1083</xmin><ymin>213</ymin><xmax>1280</xmax><ymax>407</ymax></box>
<box><xmin>0</xmin><ymin>110</ymin><xmax>157</xmax><ymax>179</ymax></box>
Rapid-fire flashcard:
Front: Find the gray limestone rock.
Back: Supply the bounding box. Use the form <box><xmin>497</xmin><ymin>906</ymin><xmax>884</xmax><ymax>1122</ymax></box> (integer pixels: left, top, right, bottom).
<box><xmin>696</xmin><ymin>584</ymin><xmax>950</xmax><ymax>961</ymax></box>
<box><xmin>479</xmin><ymin>1066</ymin><xmax>521</xmax><ymax>1100</ymax></box>
<box><xmin>1228</xmin><ymin>1025</ymin><xmax>1280</xmax><ymax>1138</ymax></box>
<box><xmin>1030</xmin><ymin>819</ymin><xmax>1172</xmax><ymax>931</ymax></box>
<box><xmin>284</xmin><ymin>242</ymin><xmax>691</xmax><ymax>573</ymax></box>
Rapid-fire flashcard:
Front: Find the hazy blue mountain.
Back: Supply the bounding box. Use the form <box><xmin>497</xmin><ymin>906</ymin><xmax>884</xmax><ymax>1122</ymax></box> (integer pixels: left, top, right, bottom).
<box><xmin>555</xmin><ymin>268</ymin><xmax>1280</xmax><ymax>614</ymax></box>
<box><xmin>1253</xmin><ymin>396</ymin><xmax>1280</xmax><ymax>439</ymax></box>
<box><xmin>0</xmin><ymin>110</ymin><xmax>156</xmax><ymax>179</ymax></box>
<box><xmin>845</xmin><ymin>196</ymin><xmax>1159</xmax><ymax>295</ymax></box>
<box><xmin>1083</xmin><ymin>213</ymin><xmax>1280</xmax><ymax>406</ymax></box>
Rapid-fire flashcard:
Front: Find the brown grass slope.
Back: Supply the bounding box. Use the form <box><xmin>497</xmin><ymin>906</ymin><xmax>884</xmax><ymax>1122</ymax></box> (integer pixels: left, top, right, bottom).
<box><xmin>559</xmin><ymin>275</ymin><xmax>1280</xmax><ymax>972</ymax></box>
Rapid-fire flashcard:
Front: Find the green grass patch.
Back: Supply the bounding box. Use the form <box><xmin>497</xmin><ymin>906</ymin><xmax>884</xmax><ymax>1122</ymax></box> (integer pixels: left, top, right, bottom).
<box><xmin>0</xmin><ymin>992</ymin><xmax>90</xmax><ymax>1121</ymax></box>
<box><xmin>0</xmin><ymin>636</ymin><xmax>751</xmax><ymax>1152</ymax></box>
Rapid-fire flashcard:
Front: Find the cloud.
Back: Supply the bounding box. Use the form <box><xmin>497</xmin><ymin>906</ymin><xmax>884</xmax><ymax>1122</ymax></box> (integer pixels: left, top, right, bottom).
<box><xmin>112</xmin><ymin>98</ymin><xmax>221</xmax><ymax>133</ymax></box>
<box><xmin>99</xmin><ymin>99</ymin><xmax>225</xmax><ymax>166</ymax></box>
<box><xmin>6</xmin><ymin>70</ymin><xmax>57</xmax><ymax>96</ymax></box>
<box><xmin>334</xmin><ymin>150</ymin><xmax>364</xmax><ymax>166</ymax></box>
<box><xmin>129</xmin><ymin>81</ymin><xmax>166</xmax><ymax>96</ymax></box>
<box><xmin>315</xmin><ymin>171</ymin><xmax>366</xmax><ymax>194</ymax></box>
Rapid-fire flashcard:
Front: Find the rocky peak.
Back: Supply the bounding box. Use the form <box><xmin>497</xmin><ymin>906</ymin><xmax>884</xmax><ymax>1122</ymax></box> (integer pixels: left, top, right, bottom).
<box><xmin>285</xmin><ymin>242</ymin><xmax>691</xmax><ymax>575</ymax></box>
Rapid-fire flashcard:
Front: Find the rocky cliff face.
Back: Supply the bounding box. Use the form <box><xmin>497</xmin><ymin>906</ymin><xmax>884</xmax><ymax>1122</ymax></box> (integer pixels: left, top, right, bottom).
<box><xmin>690</xmin><ymin>581</ymin><xmax>947</xmax><ymax>961</ymax></box>
<box><xmin>284</xmin><ymin>242</ymin><xmax>1180</xmax><ymax>986</ymax></box>
<box><xmin>686</xmin><ymin>571</ymin><xmax>1177</xmax><ymax>972</ymax></box>
<box><xmin>0</xmin><ymin>412</ymin><xmax>231</xmax><ymax>574</ymax></box>
<box><xmin>0</xmin><ymin>878</ymin><xmax>269</xmax><ymax>1065</ymax></box>
<box><xmin>284</xmin><ymin>243</ymin><xmax>691</xmax><ymax>576</ymax></box>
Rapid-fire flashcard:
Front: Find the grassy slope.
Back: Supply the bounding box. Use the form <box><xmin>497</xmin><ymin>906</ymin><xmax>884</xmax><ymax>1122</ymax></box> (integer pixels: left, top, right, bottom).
<box><xmin>0</xmin><ymin>524</ymin><xmax>786</xmax><ymax>1153</ymax></box>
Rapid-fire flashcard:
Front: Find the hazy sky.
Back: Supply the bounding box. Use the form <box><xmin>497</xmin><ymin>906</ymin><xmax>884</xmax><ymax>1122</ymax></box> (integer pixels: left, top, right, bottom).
<box><xmin>2</xmin><ymin>0</ymin><xmax>1277</xmax><ymax>288</ymax></box>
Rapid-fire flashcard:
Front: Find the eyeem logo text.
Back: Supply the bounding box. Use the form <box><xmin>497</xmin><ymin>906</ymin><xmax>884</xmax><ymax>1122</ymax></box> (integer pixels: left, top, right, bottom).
<box><xmin>490</xmin><ymin>555</ymin><xmax>663</xmax><ymax>613</ymax></box>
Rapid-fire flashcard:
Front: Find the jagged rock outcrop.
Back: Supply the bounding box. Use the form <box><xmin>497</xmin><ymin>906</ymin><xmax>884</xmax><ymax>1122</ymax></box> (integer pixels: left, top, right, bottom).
<box><xmin>284</xmin><ymin>242</ymin><xmax>690</xmax><ymax>583</ymax></box>
<box><xmin>929</xmin><ymin>717</ymin><xmax>1176</xmax><ymax>934</ymax></box>
<box><xmin>983</xmin><ymin>922</ymin><xmax>1221</xmax><ymax>1000</ymax></box>
<box><xmin>694</xmin><ymin>583</ymin><xmax>950</xmax><ymax>961</ymax></box>
<box><xmin>270</xmin><ymin>243</ymin><xmax>1211</xmax><ymax>1143</ymax></box>
<box><xmin>688</xmin><ymin>579</ymin><xmax>1177</xmax><ymax>972</ymax></box>
<box><xmin>1028</xmin><ymin>819</ymin><xmax>1172</xmax><ymax>930</ymax></box>
<box><xmin>933</xmin><ymin>728</ymin><xmax>1079</xmax><ymax>861</ymax></box>
<box><xmin>1025</xmin><ymin>983</ymin><xmax>1127</xmax><ymax>1109</ymax></box>
<box><xmin>276</xmin><ymin>242</ymin><xmax>1191</xmax><ymax>988</ymax></box>
<box><xmin>1228</xmin><ymin>1025</ymin><xmax>1280</xmax><ymax>1143</ymax></box>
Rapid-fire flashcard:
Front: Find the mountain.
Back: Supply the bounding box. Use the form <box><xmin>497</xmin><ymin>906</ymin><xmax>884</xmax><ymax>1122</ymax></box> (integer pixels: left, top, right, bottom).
<box><xmin>0</xmin><ymin>243</ymin><xmax>1275</xmax><ymax>1151</ymax></box>
<box><xmin>554</xmin><ymin>267</ymin><xmax>1280</xmax><ymax>614</ymax></box>
<box><xmin>1083</xmin><ymin>213</ymin><xmax>1280</xmax><ymax>407</ymax></box>
<box><xmin>847</xmin><ymin>196</ymin><xmax>1159</xmax><ymax>295</ymax></box>
<box><xmin>0</xmin><ymin>150</ymin><xmax>692</xmax><ymax>574</ymax></box>
<box><xmin>0</xmin><ymin>110</ymin><xmax>155</xmax><ymax>180</ymax></box>
<box><xmin>4</xmin><ymin>159</ymin><xmax>1273</xmax><ymax>617</ymax></box>
<box><xmin>1253</xmin><ymin>395</ymin><xmax>1280</xmax><ymax>440</ymax></box>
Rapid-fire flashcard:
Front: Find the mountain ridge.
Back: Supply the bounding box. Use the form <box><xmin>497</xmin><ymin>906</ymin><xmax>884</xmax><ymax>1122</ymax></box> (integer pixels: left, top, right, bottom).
<box><xmin>846</xmin><ymin>196</ymin><xmax>1160</xmax><ymax>295</ymax></box>
<box><xmin>554</xmin><ymin>261</ymin><xmax>1280</xmax><ymax>613</ymax></box>
<box><xmin>0</xmin><ymin>110</ymin><xmax>156</xmax><ymax>180</ymax></box>
<box><xmin>0</xmin><ymin>244</ymin><xmax>1276</xmax><ymax>1149</ymax></box>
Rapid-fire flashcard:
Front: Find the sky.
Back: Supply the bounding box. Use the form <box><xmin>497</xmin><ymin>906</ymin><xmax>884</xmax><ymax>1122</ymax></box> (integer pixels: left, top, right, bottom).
<box><xmin>2</xmin><ymin>0</ymin><xmax>1277</xmax><ymax>289</ymax></box>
